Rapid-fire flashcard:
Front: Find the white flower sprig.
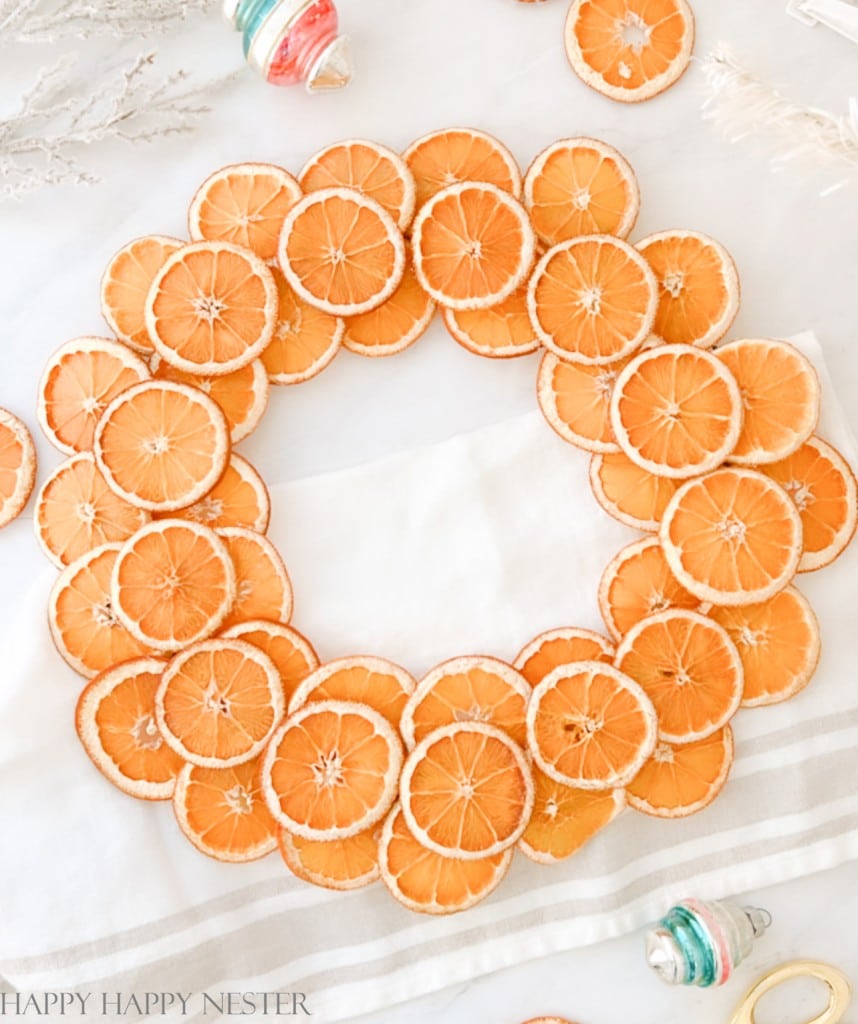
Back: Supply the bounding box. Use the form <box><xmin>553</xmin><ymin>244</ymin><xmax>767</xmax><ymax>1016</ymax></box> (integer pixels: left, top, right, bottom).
<box><xmin>0</xmin><ymin>0</ymin><xmax>216</xmax><ymax>41</ymax></box>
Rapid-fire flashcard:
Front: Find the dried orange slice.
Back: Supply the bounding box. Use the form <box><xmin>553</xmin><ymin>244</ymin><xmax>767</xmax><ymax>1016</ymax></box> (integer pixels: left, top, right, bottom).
<box><xmin>537</xmin><ymin>351</ymin><xmax>631</xmax><ymax>452</ymax></box>
<box><xmin>188</xmin><ymin>162</ymin><xmax>302</xmax><ymax>261</ymax></box>
<box><xmin>514</xmin><ymin>627</ymin><xmax>616</xmax><ymax>687</ymax></box>
<box><xmin>112</xmin><ymin>520</ymin><xmax>236</xmax><ymax>651</ymax></box>
<box><xmin>221</xmin><ymin>620</ymin><xmax>318</xmax><ymax>706</ymax></box>
<box><xmin>165</xmin><ymin>454</ymin><xmax>270</xmax><ymax>533</ymax></box>
<box><xmin>759</xmin><ymin>437</ymin><xmax>857</xmax><ymax>573</ymax></box>
<box><xmin>262</xmin><ymin>700</ymin><xmax>403</xmax><ymax>840</ymax></box>
<box><xmin>524</xmin><ymin>137</ymin><xmax>639</xmax><ymax>246</ymax></box>
<box><xmin>615</xmin><ymin>609</ymin><xmax>743</xmax><ymax>743</ymax></box>
<box><xmin>100</xmin><ymin>235</ymin><xmax>184</xmax><ymax>354</ymax></box>
<box><xmin>403</xmin><ymin>127</ymin><xmax>522</xmax><ymax>209</ymax></box>
<box><xmin>173</xmin><ymin>757</ymin><xmax>279</xmax><ymax>862</ymax></box>
<box><xmin>379</xmin><ymin>805</ymin><xmax>512</xmax><ymax>914</ymax></box>
<box><xmin>288</xmin><ymin>656</ymin><xmax>416</xmax><ymax>728</ymax></box>
<box><xmin>709</xmin><ymin>587</ymin><xmax>820</xmax><ymax>708</ymax></box>
<box><xmin>443</xmin><ymin>286</ymin><xmax>540</xmax><ymax>359</ymax></box>
<box><xmin>35</xmin><ymin>453</ymin><xmax>149</xmax><ymax>568</ymax></box>
<box><xmin>342</xmin><ymin>259</ymin><xmax>435</xmax><ymax>357</ymax></box>
<box><xmin>278</xmin><ymin>187</ymin><xmax>406</xmax><ymax>317</ymax></box>
<box><xmin>400</xmin><ymin>722</ymin><xmax>533</xmax><ymax>860</ymax></box>
<box><xmin>0</xmin><ymin>408</ymin><xmax>36</xmax><ymax>529</ymax></box>
<box><xmin>94</xmin><ymin>380</ymin><xmax>230</xmax><ymax>513</ymax></box>
<box><xmin>146</xmin><ymin>240</ymin><xmax>278</xmax><ymax>375</ymax></box>
<box><xmin>626</xmin><ymin>727</ymin><xmax>734</xmax><ymax>818</ymax></box>
<box><xmin>278</xmin><ymin>825</ymin><xmax>380</xmax><ymax>891</ymax></box>
<box><xmin>38</xmin><ymin>337</ymin><xmax>150</xmax><ymax>455</ymax></box>
<box><xmin>528</xmin><ymin>235</ymin><xmax>657</xmax><ymax>364</ymax></box>
<box><xmin>75</xmin><ymin>657</ymin><xmax>183</xmax><ymax>800</ymax></box>
<box><xmin>717</xmin><ymin>339</ymin><xmax>820</xmax><ymax>466</ymax></box>
<box><xmin>564</xmin><ymin>0</ymin><xmax>695</xmax><ymax>103</ymax></box>
<box><xmin>526</xmin><ymin>661</ymin><xmax>656</xmax><ymax>789</ymax></box>
<box><xmin>519</xmin><ymin>771</ymin><xmax>624</xmax><ymax>863</ymax></box>
<box><xmin>263</xmin><ymin>270</ymin><xmax>344</xmax><ymax>384</ymax></box>
<box><xmin>299</xmin><ymin>139</ymin><xmax>416</xmax><ymax>232</ymax></box>
<box><xmin>589</xmin><ymin>449</ymin><xmax>682</xmax><ymax>532</ymax></box>
<box><xmin>610</xmin><ymin>345</ymin><xmax>743</xmax><ymax>479</ymax></box>
<box><xmin>400</xmin><ymin>656</ymin><xmax>531</xmax><ymax>749</ymax></box>
<box><xmin>598</xmin><ymin>536</ymin><xmax>699</xmax><ymax>640</ymax></box>
<box><xmin>49</xmin><ymin>543</ymin><xmax>151</xmax><ymax>677</ymax></box>
<box><xmin>661</xmin><ymin>467</ymin><xmax>803</xmax><ymax>605</ymax></box>
<box><xmin>217</xmin><ymin>526</ymin><xmax>293</xmax><ymax>629</ymax></box>
<box><xmin>412</xmin><ymin>182</ymin><xmax>534</xmax><ymax>311</ymax></box>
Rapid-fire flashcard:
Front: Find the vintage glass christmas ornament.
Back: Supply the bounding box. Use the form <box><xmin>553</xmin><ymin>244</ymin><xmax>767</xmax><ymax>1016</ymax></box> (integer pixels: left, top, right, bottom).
<box><xmin>224</xmin><ymin>0</ymin><xmax>352</xmax><ymax>91</ymax></box>
<box><xmin>646</xmin><ymin>898</ymin><xmax>772</xmax><ymax>987</ymax></box>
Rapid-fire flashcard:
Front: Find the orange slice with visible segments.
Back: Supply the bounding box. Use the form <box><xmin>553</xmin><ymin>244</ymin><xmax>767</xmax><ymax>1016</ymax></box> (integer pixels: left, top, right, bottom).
<box><xmin>157</xmin><ymin>639</ymin><xmax>283</xmax><ymax>767</ymax></box>
<box><xmin>342</xmin><ymin>259</ymin><xmax>435</xmax><ymax>357</ymax></box>
<box><xmin>412</xmin><ymin>182</ymin><xmax>535</xmax><ymax>311</ymax></box>
<box><xmin>188</xmin><ymin>162</ymin><xmax>302</xmax><ymax>261</ymax></box>
<box><xmin>278</xmin><ymin>188</ymin><xmax>406</xmax><ymax>317</ymax></box>
<box><xmin>38</xmin><ymin>337</ymin><xmax>150</xmax><ymax>455</ymax></box>
<box><xmin>288</xmin><ymin>656</ymin><xmax>416</xmax><ymax>728</ymax></box>
<box><xmin>526</xmin><ymin>661</ymin><xmax>656</xmax><ymax>789</ymax></box>
<box><xmin>94</xmin><ymin>380</ymin><xmax>230</xmax><ymax>513</ymax></box>
<box><xmin>35</xmin><ymin>453</ymin><xmax>149</xmax><ymax>568</ymax></box>
<box><xmin>661</xmin><ymin>467</ymin><xmax>804</xmax><ymax>605</ymax></box>
<box><xmin>400</xmin><ymin>722</ymin><xmax>534</xmax><ymax>860</ymax></box>
<box><xmin>0</xmin><ymin>409</ymin><xmax>36</xmax><ymax>529</ymax></box>
<box><xmin>443</xmin><ymin>286</ymin><xmax>540</xmax><ymax>359</ymax></box>
<box><xmin>222</xmin><ymin>620</ymin><xmax>318</xmax><ymax>706</ymax></box>
<box><xmin>76</xmin><ymin>657</ymin><xmax>182</xmax><ymax>800</ymax></box>
<box><xmin>279</xmin><ymin>825</ymin><xmax>380</xmax><ymax>891</ymax></box>
<box><xmin>610</xmin><ymin>344</ymin><xmax>743</xmax><ymax>479</ymax></box>
<box><xmin>262</xmin><ymin>700</ymin><xmax>403</xmax><ymax>840</ymax></box>
<box><xmin>379</xmin><ymin>805</ymin><xmax>512</xmax><ymax>915</ymax></box>
<box><xmin>589</xmin><ymin>449</ymin><xmax>682</xmax><ymax>531</ymax></box>
<box><xmin>537</xmin><ymin>351</ymin><xmax>631</xmax><ymax>452</ymax></box>
<box><xmin>165</xmin><ymin>454</ymin><xmax>270</xmax><ymax>534</ymax></box>
<box><xmin>519</xmin><ymin>771</ymin><xmax>624</xmax><ymax>863</ymax></box>
<box><xmin>403</xmin><ymin>128</ymin><xmax>522</xmax><ymax>209</ymax></box>
<box><xmin>263</xmin><ymin>270</ymin><xmax>343</xmax><ymax>384</ymax></box>
<box><xmin>173</xmin><ymin>757</ymin><xmax>279</xmax><ymax>862</ymax></box>
<box><xmin>514</xmin><ymin>627</ymin><xmax>616</xmax><ymax>687</ymax></box>
<box><xmin>615</xmin><ymin>609</ymin><xmax>743</xmax><ymax>743</ymax></box>
<box><xmin>528</xmin><ymin>235</ymin><xmax>657</xmax><ymax>364</ymax></box>
<box><xmin>564</xmin><ymin>0</ymin><xmax>695</xmax><ymax>103</ymax></box>
<box><xmin>217</xmin><ymin>526</ymin><xmax>293</xmax><ymax>629</ymax></box>
<box><xmin>524</xmin><ymin>137</ymin><xmax>640</xmax><ymax>246</ymax></box>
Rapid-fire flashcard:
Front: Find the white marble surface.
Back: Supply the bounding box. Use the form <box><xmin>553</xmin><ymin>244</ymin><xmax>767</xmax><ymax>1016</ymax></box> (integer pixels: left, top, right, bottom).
<box><xmin>1</xmin><ymin>1</ymin><xmax>857</xmax><ymax>1022</ymax></box>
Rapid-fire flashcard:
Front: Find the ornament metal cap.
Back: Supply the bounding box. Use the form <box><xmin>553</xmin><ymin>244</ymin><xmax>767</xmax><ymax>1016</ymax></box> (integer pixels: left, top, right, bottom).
<box><xmin>306</xmin><ymin>34</ymin><xmax>351</xmax><ymax>91</ymax></box>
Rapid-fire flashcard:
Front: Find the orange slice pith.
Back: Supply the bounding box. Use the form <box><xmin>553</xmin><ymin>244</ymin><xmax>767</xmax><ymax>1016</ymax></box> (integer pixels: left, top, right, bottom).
<box><xmin>661</xmin><ymin>467</ymin><xmax>804</xmax><ymax>606</ymax></box>
<box><xmin>146</xmin><ymin>240</ymin><xmax>278</xmax><ymax>376</ymax></box>
<box><xmin>514</xmin><ymin>627</ymin><xmax>616</xmax><ymax>687</ymax></box>
<box><xmin>100</xmin><ymin>235</ymin><xmax>184</xmax><ymax>354</ymax></box>
<box><xmin>112</xmin><ymin>520</ymin><xmax>236</xmax><ymax>652</ymax></box>
<box><xmin>379</xmin><ymin>805</ymin><xmax>512</xmax><ymax>915</ymax></box>
<box><xmin>38</xmin><ymin>337</ymin><xmax>150</xmax><ymax>455</ymax></box>
<box><xmin>564</xmin><ymin>0</ymin><xmax>695</xmax><ymax>103</ymax></box>
<box><xmin>443</xmin><ymin>286</ymin><xmax>540</xmax><ymax>359</ymax></box>
<box><xmin>279</xmin><ymin>825</ymin><xmax>381</xmax><ymax>891</ymax></box>
<box><xmin>403</xmin><ymin>128</ymin><xmax>523</xmax><ymax>209</ymax></box>
<box><xmin>299</xmin><ymin>139</ymin><xmax>416</xmax><ymax>233</ymax></box>
<box><xmin>412</xmin><ymin>182</ymin><xmax>535</xmax><ymax>312</ymax></box>
<box><xmin>519</xmin><ymin>771</ymin><xmax>624</xmax><ymax>863</ymax></box>
<box><xmin>188</xmin><ymin>162</ymin><xmax>302</xmax><ymax>262</ymax></box>
<box><xmin>262</xmin><ymin>700</ymin><xmax>403</xmax><ymax>840</ymax></box>
<box><xmin>278</xmin><ymin>187</ymin><xmax>406</xmax><ymax>317</ymax></box>
<box><xmin>527</xmin><ymin>235</ymin><xmax>657</xmax><ymax>364</ymax></box>
<box><xmin>156</xmin><ymin>638</ymin><xmax>284</xmax><ymax>767</ymax></box>
<box><xmin>76</xmin><ymin>657</ymin><xmax>183</xmax><ymax>800</ymax></box>
<box><xmin>217</xmin><ymin>526</ymin><xmax>293</xmax><ymax>630</ymax></box>
<box><xmin>164</xmin><ymin>453</ymin><xmax>271</xmax><ymax>534</ymax></box>
<box><xmin>342</xmin><ymin>258</ymin><xmax>435</xmax><ymax>357</ymax></box>
<box><xmin>263</xmin><ymin>269</ymin><xmax>344</xmax><ymax>384</ymax></box>
<box><xmin>173</xmin><ymin>757</ymin><xmax>279</xmax><ymax>862</ymax></box>
<box><xmin>400</xmin><ymin>722</ymin><xmax>534</xmax><ymax>860</ymax></box>
<box><xmin>400</xmin><ymin>656</ymin><xmax>531</xmax><ymax>749</ymax></box>
<box><xmin>221</xmin><ymin>620</ymin><xmax>318</xmax><ymax>706</ymax></box>
<box><xmin>589</xmin><ymin>449</ymin><xmax>682</xmax><ymax>531</ymax></box>
<box><xmin>49</xmin><ymin>543</ymin><xmax>151</xmax><ymax>678</ymax></box>
<box><xmin>709</xmin><ymin>587</ymin><xmax>820</xmax><ymax>708</ymax></box>
<box><xmin>627</xmin><ymin>727</ymin><xmax>734</xmax><ymax>818</ymax></box>
<box><xmin>35</xmin><ymin>452</ymin><xmax>150</xmax><ymax>569</ymax></box>
<box><xmin>524</xmin><ymin>137</ymin><xmax>640</xmax><ymax>246</ymax></box>
<box><xmin>0</xmin><ymin>408</ymin><xmax>36</xmax><ymax>530</ymax></box>
<box><xmin>288</xmin><ymin>656</ymin><xmax>416</xmax><ymax>728</ymax></box>
<box><xmin>717</xmin><ymin>339</ymin><xmax>820</xmax><ymax>466</ymax></box>
<box><xmin>526</xmin><ymin>661</ymin><xmax>657</xmax><ymax>789</ymax></box>
<box><xmin>638</xmin><ymin>230</ymin><xmax>739</xmax><ymax>349</ymax></box>
<box><xmin>537</xmin><ymin>351</ymin><xmax>631</xmax><ymax>452</ymax></box>
<box><xmin>598</xmin><ymin>536</ymin><xmax>700</xmax><ymax>640</ymax></box>
<box><xmin>610</xmin><ymin>345</ymin><xmax>743</xmax><ymax>479</ymax></box>
<box><xmin>759</xmin><ymin>436</ymin><xmax>858</xmax><ymax>573</ymax></box>
<box><xmin>94</xmin><ymin>380</ymin><xmax>230</xmax><ymax>513</ymax></box>
<box><xmin>615</xmin><ymin>609</ymin><xmax>743</xmax><ymax>743</ymax></box>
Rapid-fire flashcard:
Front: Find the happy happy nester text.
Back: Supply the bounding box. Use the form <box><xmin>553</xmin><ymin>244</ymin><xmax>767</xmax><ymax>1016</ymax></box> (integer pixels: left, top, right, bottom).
<box><xmin>0</xmin><ymin>992</ymin><xmax>311</xmax><ymax>1017</ymax></box>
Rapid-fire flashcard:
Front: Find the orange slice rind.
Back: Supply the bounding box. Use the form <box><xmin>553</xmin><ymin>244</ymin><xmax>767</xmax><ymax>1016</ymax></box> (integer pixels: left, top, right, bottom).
<box><xmin>514</xmin><ymin>627</ymin><xmax>616</xmax><ymax>687</ymax></box>
<box><xmin>279</xmin><ymin>825</ymin><xmax>381</xmax><ymax>891</ymax></box>
<box><xmin>589</xmin><ymin>449</ymin><xmax>682</xmax><ymax>532</ymax></box>
<box><xmin>217</xmin><ymin>526</ymin><xmax>293</xmax><ymax>629</ymax></box>
<box><xmin>288</xmin><ymin>655</ymin><xmax>416</xmax><ymax>729</ymax></box>
<box><xmin>0</xmin><ymin>408</ymin><xmax>36</xmax><ymax>530</ymax></box>
<box><xmin>443</xmin><ymin>286</ymin><xmax>540</xmax><ymax>359</ymax></box>
<box><xmin>342</xmin><ymin>258</ymin><xmax>435</xmax><ymax>358</ymax></box>
<box><xmin>263</xmin><ymin>270</ymin><xmax>344</xmax><ymax>384</ymax></box>
<box><xmin>537</xmin><ymin>351</ymin><xmax>631</xmax><ymax>452</ymax></box>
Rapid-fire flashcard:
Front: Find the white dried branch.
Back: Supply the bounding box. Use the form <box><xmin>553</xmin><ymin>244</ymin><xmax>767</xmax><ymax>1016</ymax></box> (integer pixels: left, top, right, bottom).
<box><xmin>0</xmin><ymin>0</ymin><xmax>216</xmax><ymax>40</ymax></box>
